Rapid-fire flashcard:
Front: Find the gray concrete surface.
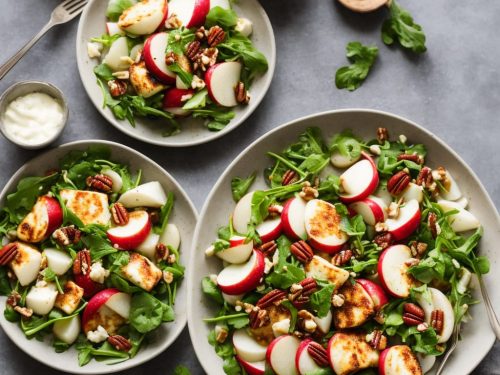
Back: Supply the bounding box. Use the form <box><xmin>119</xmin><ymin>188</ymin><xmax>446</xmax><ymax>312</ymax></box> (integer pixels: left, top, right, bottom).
<box><xmin>0</xmin><ymin>0</ymin><xmax>499</xmax><ymax>373</ymax></box>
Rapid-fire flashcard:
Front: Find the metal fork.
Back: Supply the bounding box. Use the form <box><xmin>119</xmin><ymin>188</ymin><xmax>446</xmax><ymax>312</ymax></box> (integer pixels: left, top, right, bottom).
<box><xmin>436</xmin><ymin>323</ymin><xmax>461</xmax><ymax>375</ymax></box>
<box><xmin>0</xmin><ymin>0</ymin><xmax>88</xmax><ymax>80</ymax></box>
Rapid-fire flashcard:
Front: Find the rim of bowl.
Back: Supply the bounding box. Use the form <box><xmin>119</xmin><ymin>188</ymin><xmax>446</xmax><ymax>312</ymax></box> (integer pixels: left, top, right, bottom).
<box><xmin>0</xmin><ymin>80</ymin><xmax>69</xmax><ymax>149</ymax></box>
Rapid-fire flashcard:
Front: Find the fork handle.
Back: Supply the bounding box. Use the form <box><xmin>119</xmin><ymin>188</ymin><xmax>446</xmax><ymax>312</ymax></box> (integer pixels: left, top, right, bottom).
<box><xmin>0</xmin><ymin>20</ymin><xmax>54</xmax><ymax>81</ymax></box>
<box><xmin>479</xmin><ymin>276</ymin><xmax>500</xmax><ymax>340</ymax></box>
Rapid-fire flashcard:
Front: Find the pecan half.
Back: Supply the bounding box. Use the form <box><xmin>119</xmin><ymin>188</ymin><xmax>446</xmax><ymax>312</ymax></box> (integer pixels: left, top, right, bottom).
<box><xmin>428</xmin><ymin>212</ymin><xmax>439</xmax><ymax>238</ymax></box>
<box><xmin>53</xmin><ymin>226</ymin><xmax>82</xmax><ymax>246</ymax></box>
<box><xmin>86</xmin><ymin>174</ymin><xmax>113</xmax><ymax>193</ymax></box>
<box><xmin>193</xmin><ymin>47</ymin><xmax>218</xmax><ymax>71</ymax></box>
<box><xmin>368</xmin><ymin>330</ymin><xmax>387</xmax><ymax>350</ymax></box>
<box><xmin>397</xmin><ymin>153</ymin><xmax>424</xmax><ymax>164</ymax></box>
<box><xmin>416</xmin><ymin>166</ymin><xmax>432</xmax><ymax>186</ymax></box>
<box><xmin>249</xmin><ymin>307</ymin><xmax>270</xmax><ymax>329</ymax></box>
<box><xmin>431</xmin><ymin>309</ymin><xmax>444</xmax><ymax>334</ymax></box>
<box><xmin>292</xmin><ymin>295</ymin><xmax>310</xmax><ymax>309</ymax></box>
<box><xmin>331</xmin><ymin>249</ymin><xmax>353</xmax><ymax>266</ymax></box>
<box><xmin>73</xmin><ymin>249</ymin><xmax>91</xmax><ymax>276</ymax></box>
<box><xmin>409</xmin><ymin>241</ymin><xmax>428</xmax><ymax>258</ymax></box>
<box><xmin>148</xmin><ymin>210</ymin><xmax>160</xmax><ymax>225</ymax></box>
<box><xmin>111</xmin><ymin>203</ymin><xmax>129</xmax><ymax>226</ymax></box>
<box><xmin>373</xmin><ymin>232</ymin><xmax>393</xmax><ymax>249</ymax></box>
<box><xmin>6</xmin><ymin>291</ymin><xmax>21</xmax><ymax>307</ymax></box>
<box><xmin>258</xmin><ymin>240</ymin><xmax>277</xmax><ymax>257</ymax></box>
<box><xmin>307</xmin><ymin>342</ymin><xmax>329</xmax><ymax>367</ymax></box>
<box><xmin>377</xmin><ymin>127</ymin><xmax>389</xmax><ymax>144</ymax></box>
<box><xmin>281</xmin><ymin>169</ymin><xmax>298</xmax><ymax>186</ymax></box>
<box><xmin>234</xmin><ymin>81</ymin><xmax>250</xmax><ymax>104</ymax></box>
<box><xmin>299</xmin><ymin>277</ymin><xmax>317</xmax><ymax>296</ymax></box>
<box><xmin>207</xmin><ymin>25</ymin><xmax>225</xmax><ymax>47</ymax></box>
<box><xmin>299</xmin><ymin>182</ymin><xmax>319</xmax><ymax>201</ymax></box>
<box><xmin>195</xmin><ymin>26</ymin><xmax>207</xmax><ymax>40</ymax></box>
<box><xmin>165</xmin><ymin>51</ymin><xmax>176</xmax><ymax>66</ymax></box>
<box><xmin>107</xmin><ymin>79</ymin><xmax>127</xmax><ymax>97</ymax></box>
<box><xmin>156</xmin><ymin>243</ymin><xmax>168</xmax><ymax>260</ymax></box>
<box><xmin>256</xmin><ymin>289</ymin><xmax>287</xmax><ymax>309</ymax></box>
<box><xmin>186</xmin><ymin>40</ymin><xmax>201</xmax><ymax>61</ymax></box>
<box><xmin>108</xmin><ymin>335</ymin><xmax>132</xmax><ymax>351</ymax></box>
<box><xmin>14</xmin><ymin>306</ymin><xmax>33</xmax><ymax>318</ymax></box>
<box><xmin>403</xmin><ymin>303</ymin><xmax>425</xmax><ymax>326</ymax></box>
<box><xmin>290</xmin><ymin>241</ymin><xmax>314</xmax><ymax>263</ymax></box>
<box><xmin>387</xmin><ymin>171</ymin><xmax>411</xmax><ymax>196</ymax></box>
<box><xmin>0</xmin><ymin>243</ymin><xmax>18</xmax><ymax>266</ymax></box>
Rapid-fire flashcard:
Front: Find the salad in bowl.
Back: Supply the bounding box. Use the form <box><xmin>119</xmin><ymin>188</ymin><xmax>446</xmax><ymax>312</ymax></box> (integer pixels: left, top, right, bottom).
<box><xmin>87</xmin><ymin>0</ymin><xmax>268</xmax><ymax>137</ymax></box>
<box><xmin>201</xmin><ymin>127</ymin><xmax>489</xmax><ymax>374</ymax></box>
<box><xmin>0</xmin><ymin>146</ymin><xmax>186</xmax><ymax>367</ymax></box>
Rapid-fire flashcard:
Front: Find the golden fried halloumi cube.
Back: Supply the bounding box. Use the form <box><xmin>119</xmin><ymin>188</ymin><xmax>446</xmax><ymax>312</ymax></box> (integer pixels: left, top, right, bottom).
<box><xmin>60</xmin><ymin>189</ymin><xmax>111</xmax><ymax>225</ymax></box>
<box><xmin>328</xmin><ymin>332</ymin><xmax>379</xmax><ymax>375</ymax></box>
<box><xmin>10</xmin><ymin>242</ymin><xmax>42</xmax><ymax>286</ymax></box>
<box><xmin>121</xmin><ymin>252</ymin><xmax>162</xmax><ymax>291</ymax></box>
<box><xmin>305</xmin><ymin>255</ymin><xmax>349</xmax><ymax>291</ymax></box>
<box><xmin>380</xmin><ymin>345</ymin><xmax>422</xmax><ymax>375</ymax></box>
<box><xmin>54</xmin><ymin>281</ymin><xmax>84</xmax><ymax>314</ymax></box>
<box><xmin>333</xmin><ymin>281</ymin><xmax>375</xmax><ymax>329</ymax></box>
<box><xmin>129</xmin><ymin>60</ymin><xmax>167</xmax><ymax>98</ymax></box>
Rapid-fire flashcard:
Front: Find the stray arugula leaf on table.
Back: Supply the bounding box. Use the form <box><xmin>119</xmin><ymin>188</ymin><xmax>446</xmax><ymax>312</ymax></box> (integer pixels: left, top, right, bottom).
<box><xmin>381</xmin><ymin>0</ymin><xmax>426</xmax><ymax>53</ymax></box>
<box><xmin>335</xmin><ymin>42</ymin><xmax>378</xmax><ymax>91</ymax></box>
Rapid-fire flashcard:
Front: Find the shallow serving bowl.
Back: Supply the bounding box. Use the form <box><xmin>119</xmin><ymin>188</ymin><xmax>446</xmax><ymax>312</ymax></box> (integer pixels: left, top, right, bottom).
<box><xmin>0</xmin><ymin>140</ymin><xmax>197</xmax><ymax>374</ymax></box>
<box><xmin>76</xmin><ymin>0</ymin><xmax>276</xmax><ymax>147</ymax></box>
<box><xmin>187</xmin><ymin>109</ymin><xmax>500</xmax><ymax>375</ymax></box>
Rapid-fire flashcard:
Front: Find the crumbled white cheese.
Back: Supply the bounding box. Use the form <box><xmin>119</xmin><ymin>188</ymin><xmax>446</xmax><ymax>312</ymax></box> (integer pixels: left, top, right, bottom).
<box><xmin>264</xmin><ymin>257</ymin><xmax>274</xmax><ymax>274</ymax></box>
<box><xmin>369</xmin><ymin>144</ymin><xmax>381</xmax><ymax>155</ymax></box>
<box><xmin>112</xmin><ymin>70</ymin><xmax>129</xmax><ymax>80</ymax></box>
<box><xmin>86</xmin><ymin>325</ymin><xmax>109</xmax><ymax>343</ymax></box>
<box><xmin>303</xmin><ymin>319</ymin><xmax>317</xmax><ymax>333</ymax></box>
<box><xmin>181</xmin><ymin>94</ymin><xmax>193</xmax><ymax>102</ymax></box>
<box><xmin>452</xmin><ymin>259</ymin><xmax>461</xmax><ymax>269</ymax></box>
<box><xmin>89</xmin><ymin>262</ymin><xmax>110</xmax><ymax>284</ymax></box>
<box><xmin>191</xmin><ymin>75</ymin><xmax>206</xmax><ymax>90</ymax></box>
<box><xmin>205</xmin><ymin>245</ymin><xmax>215</xmax><ymax>257</ymax></box>
<box><xmin>272</xmin><ymin>318</ymin><xmax>290</xmax><ymax>337</ymax></box>
<box><xmin>87</xmin><ymin>42</ymin><xmax>102</xmax><ymax>58</ymax></box>
<box><xmin>235</xmin><ymin>18</ymin><xmax>253</xmax><ymax>37</ymax></box>
<box><xmin>399</xmin><ymin>134</ymin><xmax>407</xmax><ymax>144</ymax></box>
<box><xmin>457</xmin><ymin>267</ymin><xmax>472</xmax><ymax>294</ymax></box>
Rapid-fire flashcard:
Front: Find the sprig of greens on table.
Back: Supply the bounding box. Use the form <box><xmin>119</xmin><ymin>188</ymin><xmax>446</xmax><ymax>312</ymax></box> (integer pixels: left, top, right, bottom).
<box><xmin>0</xmin><ymin>147</ymin><xmax>184</xmax><ymax>366</ymax></box>
<box><xmin>336</xmin><ymin>0</ymin><xmax>426</xmax><ymax>91</ymax></box>
<box><xmin>202</xmin><ymin>127</ymin><xmax>489</xmax><ymax>374</ymax></box>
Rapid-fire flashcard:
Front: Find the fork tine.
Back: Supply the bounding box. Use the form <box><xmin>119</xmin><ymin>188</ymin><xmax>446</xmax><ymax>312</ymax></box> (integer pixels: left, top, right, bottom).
<box><xmin>60</xmin><ymin>0</ymin><xmax>80</xmax><ymax>9</ymax></box>
<box><xmin>66</xmin><ymin>0</ymin><xmax>88</xmax><ymax>14</ymax></box>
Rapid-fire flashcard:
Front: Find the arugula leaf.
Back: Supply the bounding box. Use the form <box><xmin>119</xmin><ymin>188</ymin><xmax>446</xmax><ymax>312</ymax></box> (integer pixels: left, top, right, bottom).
<box><xmin>309</xmin><ymin>284</ymin><xmax>334</xmax><ymax>317</ymax></box>
<box><xmin>174</xmin><ymin>365</ymin><xmax>192</xmax><ymax>375</ymax></box>
<box><xmin>205</xmin><ymin>6</ymin><xmax>238</xmax><ymax>29</ymax></box>
<box><xmin>191</xmin><ymin>105</ymin><xmax>236</xmax><ymax>131</ymax></box>
<box><xmin>82</xmin><ymin>233</ymin><xmax>118</xmax><ymax>261</ymax></box>
<box><xmin>129</xmin><ymin>292</ymin><xmax>171</xmax><ymax>333</ymax></box>
<box><xmin>106</xmin><ymin>0</ymin><xmax>137</xmax><ymax>21</ymax></box>
<box><xmin>154</xmin><ymin>192</ymin><xmax>175</xmax><ymax>235</ymax></box>
<box><xmin>231</xmin><ymin>173</ymin><xmax>256</xmax><ymax>202</ymax></box>
<box><xmin>21</xmin><ymin>303</ymin><xmax>86</xmax><ymax>337</ymax></box>
<box><xmin>94</xmin><ymin>63</ymin><xmax>115</xmax><ymax>81</ymax></box>
<box><xmin>182</xmin><ymin>89</ymin><xmax>208</xmax><ymax>110</ymax></box>
<box><xmin>202</xmin><ymin>276</ymin><xmax>224</xmax><ymax>305</ymax></box>
<box><xmin>106</xmin><ymin>273</ymin><xmax>142</xmax><ymax>293</ymax></box>
<box><xmin>53</xmin><ymin>338</ymin><xmax>71</xmax><ymax>353</ymax></box>
<box><xmin>41</xmin><ymin>268</ymin><xmax>64</xmax><ymax>294</ymax></box>
<box><xmin>91</xmin><ymin>34</ymin><xmax>120</xmax><ymax>48</ymax></box>
<box><xmin>0</xmin><ymin>267</ymin><xmax>13</xmax><ymax>295</ymax></box>
<box><xmin>167</xmin><ymin>63</ymin><xmax>194</xmax><ymax>87</ymax></box>
<box><xmin>166</xmin><ymin>28</ymin><xmax>196</xmax><ymax>56</ymax></box>
<box><xmin>335</xmin><ymin>42</ymin><xmax>378</xmax><ymax>91</ymax></box>
<box><xmin>330</xmin><ymin>130</ymin><xmax>363</xmax><ymax>158</ymax></box>
<box><xmin>280</xmin><ymin>300</ymin><xmax>298</xmax><ymax>332</ymax></box>
<box><xmin>208</xmin><ymin>330</ymin><xmax>241</xmax><ymax>375</ymax></box>
<box><xmin>266</xmin><ymin>264</ymin><xmax>305</xmax><ymax>289</ymax></box>
<box><xmin>76</xmin><ymin>337</ymin><xmax>129</xmax><ymax>366</ymax></box>
<box><xmin>381</xmin><ymin>0</ymin><xmax>426</xmax><ymax>53</ymax></box>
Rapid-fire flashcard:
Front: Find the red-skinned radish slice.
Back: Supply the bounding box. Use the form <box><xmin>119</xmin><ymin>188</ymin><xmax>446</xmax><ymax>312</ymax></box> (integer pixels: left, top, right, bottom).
<box><xmin>236</xmin><ymin>356</ymin><xmax>265</xmax><ymax>375</ymax></box>
<box><xmin>356</xmin><ymin>278</ymin><xmax>389</xmax><ymax>310</ymax></box>
<box><xmin>167</xmin><ymin>0</ymin><xmax>210</xmax><ymax>28</ymax></box>
<box><xmin>379</xmin><ymin>345</ymin><xmax>423</xmax><ymax>375</ymax></box>
<box><xmin>232</xmin><ymin>191</ymin><xmax>254</xmax><ymax>234</ymax></box>
<box><xmin>217</xmin><ymin>250</ymin><xmax>264</xmax><ymax>295</ymax></box>
<box><xmin>339</xmin><ymin>153</ymin><xmax>379</xmax><ymax>203</ymax></box>
<box><xmin>385</xmin><ymin>199</ymin><xmax>421</xmax><ymax>240</ymax></box>
<box><xmin>349</xmin><ymin>196</ymin><xmax>387</xmax><ymax>225</ymax></box>
<box><xmin>281</xmin><ymin>196</ymin><xmax>307</xmax><ymax>240</ymax></box>
<box><xmin>416</xmin><ymin>287</ymin><xmax>455</xmax><ymax>343</ymax></box>
<box><xmin>437</xmin><ymin>199</ymin><xmax>480</xmax><ymax>233</ymax></box>
<box><xmin>206</xmin><ymin>62</ymin><xmax>242</xmax><ymax>107</ymax></box>
<box><xmin>378</xmin><ymin>245</ymin><xmax>417</xmax><ymax>298</ymax></box>
<box><xmin>143</xmin><ymin>32</ymin><xmax>176</xmax><ymax>84</ymax></box>
<box><xmin>266</xmin><ymin>335</ymin><xmax>301</xmax><ymax>375</ymax></box>
<box><xmin>162</xmin><ymin>88</ymin><xmax>195</xmax><ymax>116</ymax></box>
<box><xmin>107</xmin><ymin>210</ymin><xmax>152</xmax><ymax>250</ymax></box>
<box><xmin>233</xmin><ymin>328</ymin><xmax>267</xmax><ymax>362</ymax></box>
<box><xmin>295</xmin><ymin>339</ymin><xmax>324</xmax><ymax>375</ymax></box>
<box><xmin>256</xmin><ymin>216</ymin><xmax>282</xmax><ymax>243</ymax></box>
<box><xmin>216</xmin><ymin>236</ymin><xmax>254</xmax><ymax>264</ymax></box>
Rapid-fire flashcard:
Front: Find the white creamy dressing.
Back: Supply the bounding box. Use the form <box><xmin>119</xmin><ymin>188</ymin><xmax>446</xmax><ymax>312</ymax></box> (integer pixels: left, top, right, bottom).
<box><xmin>3</xmin><ymin>92</ymin><xmax>64</xmax><ymax>145</ymax></box>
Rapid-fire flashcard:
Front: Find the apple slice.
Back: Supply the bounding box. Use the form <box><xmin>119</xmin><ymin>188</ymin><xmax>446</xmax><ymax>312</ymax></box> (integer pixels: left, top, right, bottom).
<box><xmin>216</xmin><ymin>236</ymin><xmax>254</xmax><ymax>264</ymax></box>
<box><xmin>266</xmin><ymin>335</ymin><xmax>301</xmax><ymax>375</ymax></box>
<box><xmin>9</xmin><ymin>242</ymin><xmax>42</xmax><ymax>286</ymax></box>
<box><xmin>313</xmin><ymin>310</ymin><xmax>332</xmax><ymax>334</ymax></box>
<box><xmin>53</xmin><ymin>315</ymin><xmax>80</xmax><ymax>345</ymax></box>
<box><xmin>206</xmin><ymin>62</ymin><xmax>242</xmax><ymax>107</ymax></box>
<box><xmin>236</xmin><ymin>357</ymin><xmax>265</xmax><ymax>375</ymax></box>
<box><xmin>26</xmin><ymin>283</ymin><xmax>58</xmax><ymax>315</ymax></box>
<box><xmin>333</xmin><ymin>280</ymin><xmax>375</xmax><ymax>329</ymax></box>
<box><xmin>379</xmin><ymin>345</ymin><xmax>422</xmax><ymax>375</ymax></box>
<box><xmin>416</xmin><ymin>353</ymin><xmax>436</xmax><ymax>373</ymax></box>
<box><xmin>106</xmin><ymin>22</ymin><xmax>125</xmax><ymax>36</ymax></box>
<box><xmin>159</xmin><ymin>223</ymin><xmax>180</xmax><ymax>250</ymax></box>
<box><xmin>43</xmin><ymin>248</ymin><xmax>72</xmax><ymax>275</ymax></box>
<box><xmin>17</xmin><ymin>195</ymin><xmax>62</xmax><ymax>243</ymax></box>
<box><xmin>349</xmin><ymin>196</ymin><xmax>387</xmax><ymax>225</ymax></box>
<box><xmin>305</xmin><ymin>255</ymin><xmax>349</xmax><ymax>291</ymax></box>
<box><xmin>256</xmin><ymin>217</ymin><xmax>282</xmax><ymax>243</ymax></box>
<box><xmin>416</xmin><ymin>287</ymin><xmax>455</xmax><ymax>343</ymax></box>
<box><xmin>374</xmin><ymin>186</ymin><xmax>393</xmax><ymax>207</ymax></box>
<box><xmin>167</xmin><ymin>0</ymin><xmax>210</xmax><ymax>28</ymax></box>
<box><xmin>437</xmin><ymin>169</ymin><xmax>462</xmax><ymax>201</ymax></box>
<box><xmin>385</xmin><ymin>199</ymin><xmax>421</xmax><ymax>240</ymax></box>
<box><xmin>136</xmin><ymin>231</ymin><xmax>160</xmax><ymax>259</ymax></box>
<box><xmin>107</xmin><ymin>210</ymin><xmax>151</xmax><ymax>250</ymax></box>
<box><xmin>105</xmin><ymin>291</ymin><xmax>131</xmax><ymax>319</ymax></box>
<box><xmin>282</xmin><ymin>196</ymin><xmax>307</xmax><ymax>240</ymax></box>
<box><xmin>82</xmin><ymin>288</ymin><xmax>126</xmax><ymax>334</ymax></box>
<box><xmin>217</xmin><ymin>250</ymin><xmax>265</xmax><ymax>295</ymax></box>
<box><xmin>118</xmin><ymin>181</ymin><xmax>167</xmax><ymax>208</ymax></box>
<box><xmin>437</xmin><ymin>200</ymin><xmax>480</xmax><ymax>233</ymax></box>
<box><xmin>232</xmin><ymin>191</ymin><xmax>254</xmax><ymax>234</ymax></box>
<box><xmin>378</xmin><ymin>245</ymin><xmax>417</xmax><ymax>298</ymax></box>
<box><xmin>357</xmin><ymin>278</ymin><xmax>389</xmax><ymax>310</ymax></box>
<box><xmin>162</xmin><ymin>88</ymin><xmax>195</xmax><ymax>116</ymax></box>
<box><xmin>304</xmin><ymin>199</ymin><xmax>348</xmax><ymax>253</ymax></box>
<box><xmin>143</xmin><ymin>32</ymin><xmax>177</xmax><ymax>84</ymax></box>
<box><xmin>118</xmin><ymin>0</ymin><xmax>168</xmax><ymax>35</ymax></box>
<box><xmin>222</xmin><ymin>292</ymin><xmax>244</xmax><ymax>306</ymax></box>
<box><xmin>233</xmin><ymin>328</ymin><xmax>267</xmax><ymax>362</ymax></box>
<box><xmin>339</xmin><ymin>153</ymin><xmax>379</xmax><ymax>203</ymax></box>
<box><xmin>129</xmin><ymin>43</ymin><xmax>144</xmax><ymax>61</ymax></box>
<box><xmin>328</xmin><ymin>332</ymin><xmax>379</xmax><ymax>375</ymax></box>
<box><xmin>295</xmin><ymin>339</ymin><xmax>325</xmax><ymax>375</ymax></box>
<box><xmin>330</xmin><ymin>150</ymin><xmax>361</xmax><ymax>168</ymax></box>
<box><xmin>398</xmin><ymin>183</ymin><xmax>424</xmax><ymax>203</ymax></box>
<box><xmin>103</xmin><ymin>37</ymin><xmax>130</xmax><ymax>71</ymax></box>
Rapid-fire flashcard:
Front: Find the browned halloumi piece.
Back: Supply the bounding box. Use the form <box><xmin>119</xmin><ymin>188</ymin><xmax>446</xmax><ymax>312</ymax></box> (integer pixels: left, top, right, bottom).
<box><xmin>60</xmin><ymin>189</ymin><xmax>111</xmax><ymax>226</ymax></box>
<box><xmin>54</xmin><ymin>281</ymin><xmax>84</xmax><ymax>314</ymax></box>
<box><xmin>83</xmin><ymin>305</ymin><xmax>127</xmax><ymax>335</ymax></box>
<box><xmin>129</xmin><ymin>60</ymin><xmax>167</xmax><ymax>98</ymax></box>
<box><xmin>305</xmin><ymin>255</ymin><xmax>349</xmax><ymax>291</ymax></box>
<box><xmin>381</xmin><ymin>345</ymin><xmax>422</xmax><ymax>375</ymax></box>
<box><xmin>17</xmin><ymin>196</ymin><xmax>51</xmax><ymax>243</ymax></box>
<box><xmin>10</xmin><ymin>242</ymin><xmax>42</xmax><ymax>286</ymax></box>
<box><xmin>249</xmin><ymin>305</ymin><xmax>292</xmax><ymax>346</ymax></box>
<box><xmin>333</xmin><ymin>281</ymin><xmax>375</xmax><ymax>329</ymax></box>
<box><xmin>121</xmin><ymin>252</ymin><xmax>162</xmax><ymax>291</ymax></box>
<box><xmin>328</xmin><ymin>332</ymin><xmax>379</xmax><ymax>375</ymax></box>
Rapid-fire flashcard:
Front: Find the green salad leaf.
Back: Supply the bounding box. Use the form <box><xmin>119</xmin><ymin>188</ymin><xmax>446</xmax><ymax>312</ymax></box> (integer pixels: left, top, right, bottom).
<box><xmin>205</xmin><ymin>6</ymin><xmax>238</xmax><ymax>29</ymax></box>
<box><xmin>106</xmin><ymin>0</ymin><xmax>137</xmax><ymax>21</ymax></box>
<box><xmin>335</xmin><ymin>42</ymin><xmax>378</xmax><ymax>91</ymax></box>
<box><xmin>231</xmin><ymin>172</ymin><xmax>256</xmax><ymax>202</ymax></box>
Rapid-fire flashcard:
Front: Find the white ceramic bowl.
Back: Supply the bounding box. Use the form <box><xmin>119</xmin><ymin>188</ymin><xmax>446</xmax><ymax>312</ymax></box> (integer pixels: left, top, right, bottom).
<box><xmin>76</xmin><ymin>0</ymin><xmax>276</xmax><ymax>147</ymax></box>
<box><xmin>187</xmin><ymin>109</ymin><xmax>500</xmax><ymax>375</ymax></box>
<box><xmin>0</xmin><ymin>140</ymin><xmax>197</xmax><ymax>374</ymax></box>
